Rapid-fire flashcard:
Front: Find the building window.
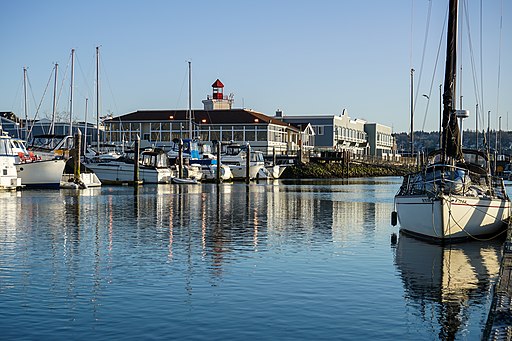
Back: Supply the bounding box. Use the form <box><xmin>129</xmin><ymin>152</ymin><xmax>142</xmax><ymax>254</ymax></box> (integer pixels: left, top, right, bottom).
<box><xmin>245</xmin><ymin>130</ymin><xmax>255</xmax><ymax>141</ymax></box>
<box><xmin>313</xmin><ymin>125</ymin><xmax>324</xmax><ymax>136</ymax></box>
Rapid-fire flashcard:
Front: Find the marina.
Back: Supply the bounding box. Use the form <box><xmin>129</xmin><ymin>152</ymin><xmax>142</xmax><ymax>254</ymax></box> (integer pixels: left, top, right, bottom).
<box><xmin>2</xmin><ymin>0</ymin><xmax>512</xmax><ymax>339</ymax></box>
<box><xmin>0</xmin><ymin>178</ymin><xmax>508</xmax><ymax>340</ymax></box>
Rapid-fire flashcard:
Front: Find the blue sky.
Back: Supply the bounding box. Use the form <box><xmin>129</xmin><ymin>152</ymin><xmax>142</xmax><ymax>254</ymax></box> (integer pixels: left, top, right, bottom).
<box><xmin>1</xmin><ymin>0</ymin><xmax>510</xmax><ymax>133</ymax></box>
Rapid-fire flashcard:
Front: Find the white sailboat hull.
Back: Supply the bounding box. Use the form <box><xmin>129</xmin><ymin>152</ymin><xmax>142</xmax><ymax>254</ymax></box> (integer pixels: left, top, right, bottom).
<box><xmin>395</xmin><ymin>194</ymin><xmax>510</xmax><ymax>240</ymax></box>
<box><xmin>15</xmin><ymin>159</ymin><xmax>67</xmax><ymax>188</ymax></box>
<box><xmin>85</xmin><ymin>162</ymin><xmax>172</xmax><ymax>184</ymax></box>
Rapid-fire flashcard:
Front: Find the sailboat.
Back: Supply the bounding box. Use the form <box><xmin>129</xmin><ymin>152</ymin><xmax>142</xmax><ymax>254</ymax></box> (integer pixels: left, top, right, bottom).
<box><xmin>393</xmin><ymin>0</ymin><xmax>510</xmax><ymax>242</ymax></box>
<box><xmin>11</xmin><ymin>66</ymin><xmax>67</xmax><ymax>189</ymax></box>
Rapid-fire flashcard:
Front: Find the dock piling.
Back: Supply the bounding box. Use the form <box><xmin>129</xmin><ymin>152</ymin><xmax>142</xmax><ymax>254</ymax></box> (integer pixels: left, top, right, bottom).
<box><xmin>245</xmin><ymin>143</ymin><xmax>250</xmax><ymax>184</ymax></box>
<box><xmin>133</xmin><ymin>135</ymin><xmax>140</xmax><ymax>186</ymax></box>
<box><xmin>216</xmin><ymin>141</ymin><xmax>221</xmax><ymax>184</ymax></box>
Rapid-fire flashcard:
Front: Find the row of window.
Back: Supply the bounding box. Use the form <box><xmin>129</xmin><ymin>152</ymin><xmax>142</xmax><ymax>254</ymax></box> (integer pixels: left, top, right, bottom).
<box><xmin>376</xmin><ymin>132</ymin><xmax>393</xmax><ymax>145</ymax></box>
<box><xmin>335</xmin><ymin>126</ymin><xmax>366</xmax><ymax>142</ymax></box>
<box><xmin>104</xmin><ymin>122</ymin><xmax>296</xmax><ymax>144</ymax></box>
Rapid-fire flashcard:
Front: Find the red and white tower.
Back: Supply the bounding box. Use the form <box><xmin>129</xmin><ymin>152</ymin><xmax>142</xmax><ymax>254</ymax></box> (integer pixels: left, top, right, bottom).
<box><xmin>202</xmin><ymin>79</ymin><xmax>233</xmax><ymax>110</ymax></box>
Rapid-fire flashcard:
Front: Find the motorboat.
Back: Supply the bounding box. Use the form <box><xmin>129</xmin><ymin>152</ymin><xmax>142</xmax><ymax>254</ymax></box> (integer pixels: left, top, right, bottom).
<box><xmin>84</xmin><ymin>148</ymin><xmax>173</xmax><ymax>184</ymax></box>
<box><xmin>0</xmin><ymin>131</ymin><xmax>21</xmax><ymax>190</ymax></box>
<box><xmin>221</xmin><ymin>144</ymin><xmax>271</xmax><ymax>180</ymax></box>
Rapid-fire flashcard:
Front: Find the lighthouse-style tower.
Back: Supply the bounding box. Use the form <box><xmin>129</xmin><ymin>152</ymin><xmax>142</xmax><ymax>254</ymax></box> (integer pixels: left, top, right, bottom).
<box><xmin>202</xmin><ymin>79</ymin><xmax>233</xmax><ymax>110</ymax></box>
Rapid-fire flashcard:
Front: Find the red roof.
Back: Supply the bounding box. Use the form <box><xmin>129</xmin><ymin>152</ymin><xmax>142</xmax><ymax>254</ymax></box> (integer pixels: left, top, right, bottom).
<box><xmin>211</xmin><ymin>79</ymin><xmax>224</xmax><ymax>88</ymax></box>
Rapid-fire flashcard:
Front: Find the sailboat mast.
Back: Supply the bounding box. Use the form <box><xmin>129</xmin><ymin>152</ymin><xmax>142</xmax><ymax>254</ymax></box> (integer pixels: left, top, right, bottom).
<box><xmin>51</xmin><ymin>63</ymin><xmax>58</xmax><ymax>136</ymax></box>
<box><xmin>84</xmin><ymin>98</ymin><xmax>88</xmax><ymax>157</ymax></box>
<box><xmin>188</xmin><ymin>61</ymin><xmax>192</xmax><ymax>139</ymax></box>
<box><xmin>96</xmin><ymin>46</ymin><xmax>100</xmax><ymax>147</ymax></box>
<box><xmin>69</xmin><ymin>48</ymin><xmax>75</xmax><ymax>136</ymax></box>
<box><xmin>23</xmin><ymin>67</ymin><xmax>28</xmax><ymax>140</ymax></box>
<box><xmin>441</xmin><ymin>0</ymin><xmax>461</xmax><ymax>161</ymax></box>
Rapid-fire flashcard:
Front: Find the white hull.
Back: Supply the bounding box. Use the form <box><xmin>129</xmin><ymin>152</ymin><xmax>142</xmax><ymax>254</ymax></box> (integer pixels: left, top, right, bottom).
<box><xmin>85</xmin><ymin>162</ymin><xmax>172</xmax><ymax>184</ymax></box>
<box><xmin>196</xmin><ymin>164</ymin><xmax>233</xmax><ymax>181</ymax></box>
<box><xmin>60</xmin><ymin>172</ymin><xmax>102</xmax><ymax>188</ymax></box>
<box><xmin>0</xmin><ymin>156</ymin><xmax>21</xmax><ymax>191</ymax></box>
<box><xmin>395</xmin><ymin>194</ymin><xmax>510</xmax><ymax>240</ymax></box>
<box><xmin>15</xmin><ymin>159</ymin><xmax>67</xmax><ymax>188</ymax></box>
<box><xmin>228</xmin><ymin>163</ymin><xmax>270</xmax><ymax>180</ymax></box>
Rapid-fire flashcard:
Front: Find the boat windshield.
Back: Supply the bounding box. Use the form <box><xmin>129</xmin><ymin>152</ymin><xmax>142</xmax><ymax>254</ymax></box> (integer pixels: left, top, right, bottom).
<box><xmin>0</xmin><ymin>138</ymin><xmax>13</xmax><ymax>156</ymax></box>
<box><xmin>428</xmin><ymin>150</ymin><xmax>487</xmax><ymax>169</ymax></box>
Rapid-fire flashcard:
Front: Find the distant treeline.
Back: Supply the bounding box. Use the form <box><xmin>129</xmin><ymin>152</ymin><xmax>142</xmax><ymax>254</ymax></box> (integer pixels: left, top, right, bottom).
<box><xmin>393</xmin><ymin>130</ymin><xmax>512</xmax><ymax>154</ymax></box>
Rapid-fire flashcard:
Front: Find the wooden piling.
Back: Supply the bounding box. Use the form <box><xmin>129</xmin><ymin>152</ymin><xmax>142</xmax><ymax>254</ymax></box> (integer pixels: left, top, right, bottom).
<box><xmin>133</xmin><ymin>135</ymin><xmax>140</xmax><ymax>186</ymax></box>
<box><xmin>245</xmin><ymin>144</ymin><xmax>250</xmax><ymax>184</ymax></box>
<box><xmin>73</xmin><ymin>129</ymin><xmax>82</xmax><ymax>181</ymax></box>
<box><xmin>216</xmin><ymin>141</ymin><xmax>221</xmax><ymax>184</ymax></box>
<box><xmin>178</xmin><ymin>139</ymin><xmax>183</xmax><ymax>179</ymax></box>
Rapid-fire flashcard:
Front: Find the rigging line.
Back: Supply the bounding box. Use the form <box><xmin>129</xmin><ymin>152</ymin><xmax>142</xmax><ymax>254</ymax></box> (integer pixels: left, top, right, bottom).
<box><xmin>175</xmin><ymin>66</ymin><xmax>188</xmax><ymax>109</ymax></box>
<box><xmin>75</xmin><ymin>52</ymin><xmax>94</xmax><ymax>105</ymax></box>
<box><xmin>496</xmin><ymin>0</ymin><xmax>503</xmax><ymax>123</ymax></box>
<box><xmin>421</xmin><ymin>3</ymin><xmax>449</xmax><ymax>131</ymax></box>
<box><xmin>99</xmin><ymin>52</ymin><xmax>119</xmax><ymax>116</ymax></box>
<box><xmin>479</xmin><ymin>0</ymin><xmax>485</xmax><ymax>119</ymax></box>
<box><xmin>463</xmin><ymin>2</ymin><xmax>482</xmax><ymax>121</ymax></box>
<box><xmin>413</xmin><ymin>0</ymin><xmax>432</xmax><ymax>116</ymax></box>
<box><xmin>27</xmin><ymin>67</ymin><xmax>54</xmax><ymax>138</ymax></box>
<box><xmin>11</xmin><ymin>72</ymin><xmax>23</xmax><ymax>115</ymax></box>
<box><xmin>55</xmin><ymin>56</ymin><xmax>72</xmax><ymax>120</ymax></box>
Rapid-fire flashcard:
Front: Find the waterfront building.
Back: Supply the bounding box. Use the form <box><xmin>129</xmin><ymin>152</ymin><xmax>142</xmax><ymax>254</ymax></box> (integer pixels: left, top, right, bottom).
<box><xmin>279</xmin><ymin>109</ymin><xmax>368</xmax><ymax>156</ymax></box>
<box><xmin>103</xmin><ymin>80</ymin><xmax>303</xmax><ymax>156</ymax></box>
<box><xmin>364</xmin><ymin>122</ymin><xmax>397</xmax><ymax>160</ymax></box>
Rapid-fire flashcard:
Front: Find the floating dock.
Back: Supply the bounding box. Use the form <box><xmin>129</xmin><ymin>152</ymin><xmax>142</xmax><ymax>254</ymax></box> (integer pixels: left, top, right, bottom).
<box><xmin>485</xmin><ymin>232</ymin><xmax>512</xmax><ymax>340</ymax></box>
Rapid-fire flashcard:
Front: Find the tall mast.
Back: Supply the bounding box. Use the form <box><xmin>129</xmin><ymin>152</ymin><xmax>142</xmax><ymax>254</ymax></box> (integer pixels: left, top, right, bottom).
<box><xmin>441</xmin><ymin>0</ymin><xmax>461</xmax><ymax>161</ymax></box>
<box><xmin>84</xmin><ymin>98</ymin><xmax>88</xmax><ymax>157</ymax></box>
<box><xmin>69</xmin><ymin>48</ymin><xmax>75</xmax><ymax>136</ymax></box>
<box><xmin>188</xmin><ymin>61</ymin><xmax>192</xmax><ymax>139</ymax></box>
<box><xmin>50</xmin><ymin>63</ymin><xmax>58</xmax><ymax>136</ymax></box>
<box><xmin>96</xmin><ymin>46</ymin><xmax>100</xmax><ymax>147</ymax></box>
<box><xmin>23</xmin><ymin>67</ymin><xmax>28</xmax><ymax>140</ymax></box>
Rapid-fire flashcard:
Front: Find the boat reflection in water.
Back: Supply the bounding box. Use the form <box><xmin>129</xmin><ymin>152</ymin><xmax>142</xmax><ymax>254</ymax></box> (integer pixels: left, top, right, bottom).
<box><xmin>394</xmin><ymin>233</ymin><xmax>502</xmax><ymax>340</ymax></box>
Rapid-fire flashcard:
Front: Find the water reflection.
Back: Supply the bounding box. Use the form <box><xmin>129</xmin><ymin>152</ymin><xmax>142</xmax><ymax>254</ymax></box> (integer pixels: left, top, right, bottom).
<box><xmin>394</xmin><ymin>233</ymin><xmax>501</xmax><ymax>340</ymax></box>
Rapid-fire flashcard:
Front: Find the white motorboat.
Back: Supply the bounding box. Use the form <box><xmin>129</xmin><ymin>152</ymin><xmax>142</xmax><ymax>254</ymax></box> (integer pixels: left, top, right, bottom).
<box><xmin>222</xmin><ymin>144</ymin><xmax>271</xmax><ymax>180</ymax></box>
<box><xmin>85</xmin><ymin>148</ymin><xmax>173</xmax><ymax>184</ymax></box>
<box><xmin>172</xmin><ymin>177</ymin><xmax>198</xmax><ymax>184</ymax></box>
<box><xmin>0</xmin><ymin>132</ymin><xmax>21</xmax><ymax>191</ymax></box>
<box><xmin>194</xmin><ymin>162</ymin><xmax>233</xmax><ymax>182</ymax></box>
<box><xmin>393</xmin><ymin>0</ymin><xmax>510</xmax><ymax>242</ymax></box>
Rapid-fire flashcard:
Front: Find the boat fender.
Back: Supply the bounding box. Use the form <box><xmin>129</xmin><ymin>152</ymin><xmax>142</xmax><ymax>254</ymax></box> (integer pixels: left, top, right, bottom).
<box><xmin>391</xmin><ymin>233</ymin><xmax>397</xmax><ymax>245</ymax></box>
<box><xmin>391</xmin><ymin>211</ymin><xmax>398</xmax><ymax>226</ymax></box>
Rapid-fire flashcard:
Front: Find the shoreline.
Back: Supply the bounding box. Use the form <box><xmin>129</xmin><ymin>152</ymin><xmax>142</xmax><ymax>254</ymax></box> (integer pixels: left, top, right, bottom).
<box><xmin>281</xmin><ymin>162</ymin><xmax>415</xmax><ymax>179</ymax></box>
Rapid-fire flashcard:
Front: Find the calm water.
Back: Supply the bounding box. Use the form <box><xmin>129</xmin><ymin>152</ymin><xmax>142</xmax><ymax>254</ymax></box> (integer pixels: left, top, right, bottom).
<box><xmin>0</xmin><ymin>177</ymin><xmax>503</xmax><ymax>340</ymax></box>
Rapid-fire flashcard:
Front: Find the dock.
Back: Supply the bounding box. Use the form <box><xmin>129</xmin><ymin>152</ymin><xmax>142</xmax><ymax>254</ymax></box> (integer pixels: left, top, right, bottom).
<box><xmin>485</xmin><ymin>231</ymin><xmax>512</xmax><ymax>340</ymax></box>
